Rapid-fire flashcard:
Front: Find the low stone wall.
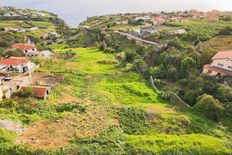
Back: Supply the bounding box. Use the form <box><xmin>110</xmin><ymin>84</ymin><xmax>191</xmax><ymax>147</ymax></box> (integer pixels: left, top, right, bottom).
<box><xmin>149</xmin><ymin>75</ymin><xmax>159</xmax><ymax>93</ymax></box>
<box><xmin>170</xmin><ymin>92</ymin><xmax>190</xmax><ymax>108</ymax></box>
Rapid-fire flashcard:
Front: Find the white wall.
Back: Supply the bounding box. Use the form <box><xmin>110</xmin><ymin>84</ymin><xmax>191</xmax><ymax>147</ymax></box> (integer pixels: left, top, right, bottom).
<box><xmin>211</xmin><ymin>59</ymin><xmax>232</xmax><ymax>71</ymax></box>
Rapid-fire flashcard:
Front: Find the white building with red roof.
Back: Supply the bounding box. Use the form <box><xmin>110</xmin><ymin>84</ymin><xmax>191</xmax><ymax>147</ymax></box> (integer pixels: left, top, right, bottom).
<box><xmin>203</xmin><ymin>51</ymin><xmax>232</xmax><ymax>76</ymax></box>
<box><xmin>22</xmin><ymin>86</ymin><xmax>51</xmax><ymax>99</ymax></box>
<box><xmin>0</xmin><ymin>57</ymin><xmax>36</xmax><ymax>73</ymax></box>
<box><xmin>12</xmin><ymin>43</ymin><xmax>54</xmax><ymax>59</ymax></box>
<box><xmin>12</xmin><ymin>43</ymin><xmax>37</xmax><ymax>54</ymax></box>
<box><xmin>152</xmin><ymin>16</ymin><xmax>166</xmax><ymax>25</ymax></box>
<box><xmin>170</xmin><ymin>16</ymin><xmax>188</xmax><ymax>22</ymax></box>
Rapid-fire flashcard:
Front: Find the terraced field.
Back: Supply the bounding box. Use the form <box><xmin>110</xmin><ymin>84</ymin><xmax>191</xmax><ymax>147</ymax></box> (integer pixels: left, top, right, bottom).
<box><xmin>0</xmin><ymin>46</ymin><xmax>231</xmax><ymax>154</ymax></box>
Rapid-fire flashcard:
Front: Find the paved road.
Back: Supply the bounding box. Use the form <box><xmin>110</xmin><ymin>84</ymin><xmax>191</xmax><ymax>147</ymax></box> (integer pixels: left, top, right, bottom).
<box><xmin>114</xmin><ymin>30</ymin><xmax>161</xmax><ymax>46</ymax></box>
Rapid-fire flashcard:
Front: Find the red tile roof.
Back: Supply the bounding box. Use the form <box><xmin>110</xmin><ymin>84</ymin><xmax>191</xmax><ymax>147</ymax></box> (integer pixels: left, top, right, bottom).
<box><xmin>22</xmin><ymin>86</ymin><xmax>50</xmax><ymax>98</ymax></box>
<box><xmin>32</xmin><ymin>86</ymin><xmax>49</xmax><ymax>98</ymax></box>
<box><xmin>12</xmin><ymin>43</ymin><xmax>36</xmax><ymax>51</ymax></box>
<box><xmin>153</xmin><ymin>16</ymin><xmax>165</xmax><ymax>22</ymax></box>
<box><xmin>208</xmin><ymin>10</ymin><xmax>224</xmax><ymax>15</ymax></box>
<box><xmin>212</xmin><ymin>51</ymin><xmax>232</xmax><ymax>60</ymax></box>
<box><xmin>204</xmin><ymin>64</ymin><xmax>228</xmax><ymax>75</ymax></box>
<box><xmin>0</xmin><ymin>57</ymin><xmax>29</xmax><ymax>66</ymax></box>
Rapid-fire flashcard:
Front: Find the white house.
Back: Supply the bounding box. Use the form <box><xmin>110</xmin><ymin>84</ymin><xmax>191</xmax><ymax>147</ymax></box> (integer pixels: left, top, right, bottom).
<box><xmin>0</xmin><ymin>57</ymin><xmax>36</xmax><ymax>73</ymax></box>
<box><xmin>152</xmin><ymin>16</ymin><xmax>166</xmax><ymax>25</ymax></box>
<box><xmin>39</xmin><ymin>50</ymin><xmax>55</xmax><ymax>59</ymax></box>
<box><xmin>12</xmin><ymin>43</ymin><xmax>54</xmax><ymax>59</ymax></box>
<box><xmin>167</xmin><ymin>29</ymin><xmax>187</xmax><ymax>36</ymax></box>
<box><xmin>133</xmin><ymin>16</ymin><xmax>151</xmax><ymax>22</ymax></box>
<box><xmin>203</xmin><ymin>51</ymin><xmax>232</xmax><ymax>76</ymax></box>
<box><xmin>12</xmin><ymin>43</ymin><xmax>37</xmax><ymax>55</ymax></box>
<box><xmin>139</xmin><ymin>27</ymin><xmax>157</xmax><ymax>37</ymax></box>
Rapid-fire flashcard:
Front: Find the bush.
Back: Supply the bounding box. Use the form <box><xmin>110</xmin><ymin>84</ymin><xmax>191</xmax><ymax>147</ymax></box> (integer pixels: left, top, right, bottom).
<box><xmin>116</xmin><ymin>107</ymin><xmax>150</xmax><ymax>134</ymax></box>
<box><xmin>2</xmin><ymin>49</ymin><xmax>25</xmax><ymax>57</ymax></box>
<box><xmin>15</xmin><ymin>87</ymin><xmax>34</xmax><ymax>98</ymax></box>
<box><xmin>0</xmin><ymin>99</ymin><xmax>18</xmax><ymax>109</ymax></box>
<box><xmin>219</xmin><ymin>26</ymin><xmax>232</xmax><ymax>35</ymax></box>
<box><xmin>158</xmin><ymin>91</ymin><xmax>171</xmax><ymax>100</ymax></box>
<box><xmin>193</xmin><ymin>94</ymin><xmax>224</xmax><ymax>121</ymax></box>
<box><xmin>216</xmin><ymin>84</ymin><xmax>232</xmax><ymax>103</ymax></box>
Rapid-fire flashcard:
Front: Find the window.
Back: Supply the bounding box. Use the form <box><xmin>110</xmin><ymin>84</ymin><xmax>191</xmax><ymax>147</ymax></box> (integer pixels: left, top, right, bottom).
<box><xmin>25</xmin><ymin>50</ymin><xmax>27</xmax><ymax>53</ymax></box>
<box><xmin>208</xmin><ymin>70</ymin><xmax>212</xmax><ymax>73</ymax></box>
<box><xmin>217</xmin><ymin>63</ymin><xmax>224</xmax><ymax>67</ymax></box>
<box><xmin>228</xmin><ymin>66</ymin><xmax>232</xmax><ymax>69</ymax></box>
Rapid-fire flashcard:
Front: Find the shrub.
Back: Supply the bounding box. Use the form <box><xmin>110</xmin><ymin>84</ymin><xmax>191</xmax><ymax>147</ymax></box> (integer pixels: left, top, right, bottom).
<box><xmin>219</xmin><ymin>26</ymin><xmax>232</xmax><ymax>35</ymax></box>
<box><xmin>158</xmin><ymin>91</ymin><xmax>171</xmax><ymax>100</ymax></box>
<box><xmin>216</xmin><ymin>84</ymin><xmax>232</xmax><ymax>103</ymax></box>
<box><xmin>116</xmin><ymin>107</ymin><xmax>150</xmax><ymax>134</ymax></box>
<box><xmin>0</xmin><ymin>99</ymin><xmax>18</xmax><ymax>109</ymax></box>
<box><xmin>15</xmin><ymin>87</ymin><xmax>34</xmax><ymax>98</ymax></box>
<box><xmin>193</xmin><ymin>94</ymin><xmax>224</xmax><ymax>121</ymax></box>
<box><xmin>0</xmin><ymin>49</ymin><xmax>24</xmax><ymax>58</ymax></box>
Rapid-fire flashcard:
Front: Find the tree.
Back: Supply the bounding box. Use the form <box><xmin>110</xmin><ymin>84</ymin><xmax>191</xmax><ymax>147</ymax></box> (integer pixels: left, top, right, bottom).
<box><xmin>180</xmin><ymin>57</ymin><xmax>196</xmax><ymax>77</ymax></box>
<box><xmin>149</xmin><ymin>65</ymin><xmax>165</xmax><ymax>79</ymax></box>
<box><xmin>184</xmin><ymin>90</ymin><xmax>200</xmax><ymax>106</ymax></box>
<box><xmin>166</xmin><ymin>65</ymin><xmax>178</xmax><ymax>81</ymax></box>
<box><xmin>216</xmin><ymin>84</ymin><xmax>232</xmax><ymax>103</ymax></box>
<box><xmin>133</xmin><ymin>57</ymin><xmax>147</xmax><ymax>73</ymax></box>
<box><xmin>193</xmin><ymin>94</ymin><xmax>224</xmax><ymax>121</ymax></box>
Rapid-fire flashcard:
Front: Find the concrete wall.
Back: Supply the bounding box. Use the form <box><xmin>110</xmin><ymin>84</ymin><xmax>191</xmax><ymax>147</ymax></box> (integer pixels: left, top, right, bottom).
<box><xmin>211</xmin><ymin>59</ymin><xmax>232</xmax><ymax>71</ymax></box>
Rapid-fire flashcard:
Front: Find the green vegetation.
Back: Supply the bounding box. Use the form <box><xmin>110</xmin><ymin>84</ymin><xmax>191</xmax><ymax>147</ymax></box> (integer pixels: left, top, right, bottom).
<box><xmin>125</xmin><ymin>134</ymin><xmax>231</xmax><ymax>155</ymax></box>
<box><xmin>0</xmin><ymin>9</ymin><xmax>232</xmax><ymax>155</ymax></box>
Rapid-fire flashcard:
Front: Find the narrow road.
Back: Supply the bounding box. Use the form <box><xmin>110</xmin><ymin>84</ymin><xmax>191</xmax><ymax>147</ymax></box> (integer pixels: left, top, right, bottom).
<box><xmin>114</xmin><ymin>30</ymin><xmax>164</xmax><ymax>46</ymax></box>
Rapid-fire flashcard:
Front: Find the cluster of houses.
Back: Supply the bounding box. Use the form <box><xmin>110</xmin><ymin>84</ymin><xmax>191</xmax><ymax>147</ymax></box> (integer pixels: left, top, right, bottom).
<box><xmin>114</xmin><ymin>10</ymin><xmax>231</xmax><ymax>37</ymax></box>
<box><xmin>0</xmin><ymin>56</ymin><xmax>51</xmax><ymax>100</ymax></box>
<box><xmin>4</xmin><ymin>26</ymin><xmax>39</xmax><ymax>33</ymax></box>
<box><xmin>0</xmin><ymin>7</ymin><xmax>47</xmax><ymax>18</ymax></box>
<box><xmin>0</xmin><ymin>43</ymin><xmax>55</xmax><ymax>101</ymax></box>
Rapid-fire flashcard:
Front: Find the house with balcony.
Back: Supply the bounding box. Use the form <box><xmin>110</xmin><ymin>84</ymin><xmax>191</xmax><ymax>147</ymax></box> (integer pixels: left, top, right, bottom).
<box><xmin>203</xmin><ymin>51</ymin><xmax>232</xmax><ymax>76</ymax></box>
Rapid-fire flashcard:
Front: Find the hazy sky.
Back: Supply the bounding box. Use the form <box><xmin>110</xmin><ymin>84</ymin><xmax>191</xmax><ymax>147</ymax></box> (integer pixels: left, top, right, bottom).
<box><xmin>1</xmin><ymin>0</ymin><xmax>232</xmax><ymax>27</ymax></box>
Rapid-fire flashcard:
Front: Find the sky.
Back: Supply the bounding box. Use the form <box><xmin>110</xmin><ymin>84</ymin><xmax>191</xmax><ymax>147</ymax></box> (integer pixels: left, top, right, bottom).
<box><xmin>1</xmin><ymin>0</ymin><xmax>232</xmax><ymax>27</ymax></box>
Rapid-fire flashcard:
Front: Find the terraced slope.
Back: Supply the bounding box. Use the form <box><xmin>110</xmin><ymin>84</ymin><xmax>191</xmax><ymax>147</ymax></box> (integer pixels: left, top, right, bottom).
<box><xmin>0</xmin><ymin>46</ymin><xmax>231</xmax><ymax>154</ymax></box>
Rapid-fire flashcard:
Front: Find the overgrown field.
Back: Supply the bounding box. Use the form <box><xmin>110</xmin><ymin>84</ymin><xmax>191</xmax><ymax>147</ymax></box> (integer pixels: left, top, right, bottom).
<box><xmin>0</xmin><ymin>46</ymin><xmax>231</xmax><ymax>154</ymax></box>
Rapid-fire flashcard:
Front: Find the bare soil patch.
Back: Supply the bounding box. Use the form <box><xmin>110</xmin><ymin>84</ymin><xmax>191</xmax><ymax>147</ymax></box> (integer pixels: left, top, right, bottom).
<box><xmin>32</xmin><ymin>72</ymin><xmax>64</xmax><ymax>85</ymax></box>
<box><xmin>56</xmin><ymin>94</ymin><xmax>81</xmax><ymax>105</ymax></box>
<box><xmin>18</xmin><ymin>99</ymin><xmax>114</xmax><ymax>149</ymax></box>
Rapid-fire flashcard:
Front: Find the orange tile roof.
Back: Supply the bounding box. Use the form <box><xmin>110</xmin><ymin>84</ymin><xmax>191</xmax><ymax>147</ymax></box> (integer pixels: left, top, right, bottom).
<box><xmin>12</xmin><ymin>43</ymin><xmax>36</xmax><ymax>51</ymax></box>
<box><xmin>32</xmin><ymin>86</ymin><xmax>48</xmax><ymax>98</ymax></box>
<box><xmin>0</xmin><ymin>57</ymin><xmax>29</xmax><ymax>66</ymax></box>
<box><xmin>153</xmin><ymin>16</ymin><xmax>165</xmax><ymax>21</ymax></box>
<box><xmin>22</xmin><ymin>86</ymin><xmax>49</xmax><ymax>98</ymax></box>
<box><xmin>212</xmin><ymin>51</ymin><xmax>232</xmax><ymax>60</ymax></box>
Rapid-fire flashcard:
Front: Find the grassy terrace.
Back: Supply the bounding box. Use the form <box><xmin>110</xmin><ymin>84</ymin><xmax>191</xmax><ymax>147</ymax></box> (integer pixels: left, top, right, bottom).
<box><xmin>0</xmin><ymin>46</ymin><xmax>231</xmax><ymax>154</ymax></box>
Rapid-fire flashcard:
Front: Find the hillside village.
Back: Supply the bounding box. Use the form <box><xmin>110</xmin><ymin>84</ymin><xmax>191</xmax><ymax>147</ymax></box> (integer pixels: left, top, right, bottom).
<box><xmin>0</xmin><ymin>43</ymin><xmax>54</xmax><ymax>101</ymax></box>
<box><xmin>0</xmin><ymin>7</ymin><xmax>232</xmax><ymax>154</ymax></box>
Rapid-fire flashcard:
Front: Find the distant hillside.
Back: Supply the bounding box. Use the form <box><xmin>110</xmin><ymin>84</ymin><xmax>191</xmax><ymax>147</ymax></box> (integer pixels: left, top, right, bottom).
<box><xmin>0</xmin><ymin>6</ymin><xmax>64</xmax><ymax>25</ymax></box>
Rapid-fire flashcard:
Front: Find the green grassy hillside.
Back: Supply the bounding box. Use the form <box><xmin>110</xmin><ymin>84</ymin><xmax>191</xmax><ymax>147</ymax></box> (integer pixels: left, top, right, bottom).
<box><xmin>0</xmin><ymin>46</ymin><xmax>231</xmax><ymax>154</ymax></box>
